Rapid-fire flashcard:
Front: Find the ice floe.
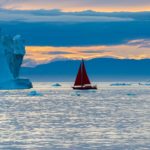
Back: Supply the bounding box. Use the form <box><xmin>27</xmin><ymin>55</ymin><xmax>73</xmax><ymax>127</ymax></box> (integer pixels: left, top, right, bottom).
<box><xmin>28</xmin><ymin>90</ymin><xmax>43</xmax><ymax>96</ymax></box>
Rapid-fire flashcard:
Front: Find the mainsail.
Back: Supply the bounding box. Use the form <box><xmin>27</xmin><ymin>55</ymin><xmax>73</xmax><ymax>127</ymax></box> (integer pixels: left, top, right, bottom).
<box><xmin>74</xmin><ymin>60</ymin><xmax>91</xmax><ymax>86</ymax></box>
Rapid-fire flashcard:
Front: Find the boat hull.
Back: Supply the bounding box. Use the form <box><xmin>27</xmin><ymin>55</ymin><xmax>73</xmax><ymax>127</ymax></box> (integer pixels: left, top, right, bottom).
<box><xmin>72</xmin><ymin>85</ymin><xmax>97</xmax><ymax>90</ymax></box>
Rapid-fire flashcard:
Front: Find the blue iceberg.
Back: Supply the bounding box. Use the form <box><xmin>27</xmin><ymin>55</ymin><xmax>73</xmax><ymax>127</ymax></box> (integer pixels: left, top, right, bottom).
<box><xmin>28</xmin><ymin>90</ymin><xmax>43</xmax><ymax>96</ymax></box>
<box><xmin>52</xmin><ymin>83</ymin><xmax>62</xmax><ymax>87</ymax></box>
<box><xmin>0</xmin><ymin>34</ymin><xmax>32</xmax><ymax>90</ymax></box>
<box><xmin>110</xmin><ymin>83</ymin><xmax>131</xmax><ymax>86</ymax></box>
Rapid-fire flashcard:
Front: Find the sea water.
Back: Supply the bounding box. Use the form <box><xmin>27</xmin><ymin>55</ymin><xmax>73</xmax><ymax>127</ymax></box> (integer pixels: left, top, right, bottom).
<box><xmin>0</xmin><ymin>82</ymin><xmax>150</xmax><ymax>150</ymax></box>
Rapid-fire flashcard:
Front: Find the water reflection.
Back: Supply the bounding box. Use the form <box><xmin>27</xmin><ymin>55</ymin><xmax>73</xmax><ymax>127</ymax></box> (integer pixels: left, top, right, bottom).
<box><xmin>0</xmin><ymin>83</ymin><xmax>150</xmax><ymax>149</ymax></box>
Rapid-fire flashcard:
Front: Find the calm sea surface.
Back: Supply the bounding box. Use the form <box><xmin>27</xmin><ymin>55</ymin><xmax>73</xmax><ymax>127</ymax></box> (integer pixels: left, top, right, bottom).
<box><xmin>0</xmin><ymin>82</ymin><xmax>150</xmax><ymax>150</ymax></box>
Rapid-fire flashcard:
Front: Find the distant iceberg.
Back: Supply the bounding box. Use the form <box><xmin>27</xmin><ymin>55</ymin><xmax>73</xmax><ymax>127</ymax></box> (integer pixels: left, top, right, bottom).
<box><xmin>71</xmin><ymin>92</ymin><xmax>81</xmax><ymax>96</ymax></box>
<box><xmin>52</xmin><ymin>83</ymin><xmax>62</xmax><ymax>87</ymax></box>
<box><xmin>0</xmin><ymin>33</ymin><xmax>32</xmax><ymax>90</ymax></box>
<box><xmin>110</xmin><ymin>83</ymin><xmax>131</xmax><ymax>86</ymax></box>
<box><xmin>127</xmin><ymin>93</ymin><xmax>136</xmax><ymax>96</ymax></box>
<box><xmin>138</xmin><ymin>82</ymin><xmax>150</xmax><ymax>86</ymax></box>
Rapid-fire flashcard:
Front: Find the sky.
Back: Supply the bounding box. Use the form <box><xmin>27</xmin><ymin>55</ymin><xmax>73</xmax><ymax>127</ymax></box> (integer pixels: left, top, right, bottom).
<box><xmin>0</xmin><ymin>0</ymin><xmax>150</xmax><ymax>12</ymax></box>
<box><xmin>0</xmin><ymin>0</ymin><xmax>150</xmax><ymax>66</ymax></box>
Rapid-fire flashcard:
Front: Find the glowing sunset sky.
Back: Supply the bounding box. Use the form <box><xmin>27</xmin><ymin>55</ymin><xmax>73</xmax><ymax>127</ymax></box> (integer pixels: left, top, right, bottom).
<box><xmin>0</xmin><ymin>0</ymin><xmax>150</xmax><ymax>12</ymax></box>
<box><xmin>24</xmin><ymin>39</ymin><xmax>150</xmax><ymax>66</ymax></box>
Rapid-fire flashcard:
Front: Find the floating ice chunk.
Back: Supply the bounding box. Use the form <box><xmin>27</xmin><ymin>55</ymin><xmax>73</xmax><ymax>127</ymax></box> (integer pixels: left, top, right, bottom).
<box><xmin>28</xmin><ymin>90</ymin><xmax>43</xmax><ymax>96</ymax></box>
<box><xmin>139</xmin><ymin>80</ymin><xmax>150</xmax><ymax>86</ymax></box>
<box><xmin>76</xmin><ymin>93</ymin><xmax>81</xmax><ymax>96</ymax></box>
<box><xmin>52</xmin><ymin>83</ymin><xmax>61</xmax><ymax>87</ymax></box>
<box><xmin>139</xmin><ymin>82</ymin><xmax>150</xmax><ymax>86</ymax></box>
<box><xmin>127</xmin><ymin>93</ymin><xmax>136</xmax><ymax>96</ymax></box>
<box><xmin>110</xmin><ymin>83</ymin><xmax>131</xmax><ymax>86</ymax></box>
<box><xmin>71</xmin><ymin>92</ymin><xmax>81</xmax><ymax>96</ymax></box>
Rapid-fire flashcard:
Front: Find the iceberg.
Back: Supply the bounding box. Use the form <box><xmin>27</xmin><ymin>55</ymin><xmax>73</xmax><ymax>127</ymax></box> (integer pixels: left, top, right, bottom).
<box><xmin>52</xmin><ymin>83</ymin><xmax>62</xmax><ymax>87</ymax></box>
<box><xmin>0</xmin><ymin>33</ymin><xmax>32</xmax><ymax>90</ymax></box>
<box><xmin>127</xmin><ymin>93</ymin><xmax>136</xmax><ymax>96</ymax></box>
<box><xmin>139</xmin><ymin>82</ymin><xmax>150</xmax><ymax>86</ymax></box>
<box><xmin>138</xmin><ymin>80</ymin><xmax>150</xmax><ymax>86</ymax></box>
<box><xmin>28</xmin><ymin>90</ymin><xmax>43</xmax><ymax>96</ymax></box>
<box><xmin>110</xmin><ymin>83</ymin><xmax>131</xmax><ymax>86</ymax></box>
<box><xmin>0</xmin><ymin>79</ymin><xmax>32</xmax><ymax>90</ymax></box>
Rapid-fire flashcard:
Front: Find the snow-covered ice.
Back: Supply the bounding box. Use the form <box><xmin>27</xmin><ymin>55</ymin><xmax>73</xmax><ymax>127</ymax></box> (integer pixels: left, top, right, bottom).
<box><xmin>0</xmin><ymin>82</ymin><xmax>150</xmax><ymax>150</ymax></box>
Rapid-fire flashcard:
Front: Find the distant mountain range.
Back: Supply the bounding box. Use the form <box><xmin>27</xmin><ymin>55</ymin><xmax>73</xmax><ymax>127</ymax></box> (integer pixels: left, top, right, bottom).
<box><xmin>20</xmin><ymin>58</ymin><xmax>150</xmax><ymax>81</ymax></box>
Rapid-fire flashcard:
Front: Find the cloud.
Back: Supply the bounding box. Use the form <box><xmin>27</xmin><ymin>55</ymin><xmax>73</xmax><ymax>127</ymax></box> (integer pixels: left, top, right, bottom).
<box><xmin>23</xmin><ymin>58</ymin><xmax>37</xmax><ymax>67</ymax></box>
<box><xmin>1</xmin><ymin>9</ymin><xmax>150</xmax><ymax>23</ymax></box>
<box><xmin>0</xmin><ymin>9</ymin><xmax>134</xmax><ymax>22</ymax></box>
<box><xmin>127</xmin><ymin>39</ymin><xmax>150</xmax><ymax>48</ymax></box>
<box><xmin>0</xmin><ymin>10</ymin><xmax>150</xmax><ymax>64</ymax></box>
<box><xmin>43</xmin><ymin>51</ymin><xmax>73</xmax><ymax>55</ymax></box>
<box><xmin>0</xmin><ymin>0</ymin><xmax>150</xmax><ymax>12</ymax></box>
<box><xmin>81</xmin><ymin>50</ymin><xmax>110</xmax><ymax>54</ymax></box>
<box><xmin>0</xmin><ymin>11</ymin><xmax>149</xmax><ymax>47</ymax></box>
<box><xmin>1</xmin><ymin>9</ymin><xmax>150</xmax><ymax>22</ymax></box>
<box><xmin>24</xmin><ymin>42</ymin><xmax>150</xmax><ymax>67</ymax></box>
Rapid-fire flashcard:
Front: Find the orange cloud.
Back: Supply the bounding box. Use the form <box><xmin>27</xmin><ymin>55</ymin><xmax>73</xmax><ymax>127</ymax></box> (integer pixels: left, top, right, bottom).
<box><xmin>2</xmin><ymin>1</ymin><xmax>150</xmax><ymax>12</ymax></box>
<box><xmin>24</xmin><ymin>41</ymin><xmax>150</xmax><ymax>66</ymax></box>
<box><xmin>63</xmin><ymin>6</ymin><xmax>150</xmax><ymax>12</ymax></box>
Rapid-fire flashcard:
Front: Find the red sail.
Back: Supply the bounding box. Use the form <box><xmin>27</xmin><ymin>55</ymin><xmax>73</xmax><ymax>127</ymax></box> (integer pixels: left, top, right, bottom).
<box><xmin>74</xmin><ymin>60</ymin><xmax>91</xmax><ymax>86</ymax></box>
<box><xmin>74</xmin><ymin>64</ymin><xmax>82</xmax><ymax>86</ymax></box>
<box><xmin>82</xmin><ymin>60</ymin><xmax>91</xmax><ymax>85</ymax></box>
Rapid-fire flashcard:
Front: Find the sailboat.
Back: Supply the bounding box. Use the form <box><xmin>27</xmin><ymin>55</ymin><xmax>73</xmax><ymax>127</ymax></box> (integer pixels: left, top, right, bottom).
<box><xmin>72</xmin><ymin>59</ymin><xmax>97</xmax><ymax>90</ymax></box>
